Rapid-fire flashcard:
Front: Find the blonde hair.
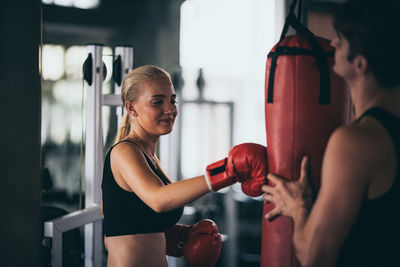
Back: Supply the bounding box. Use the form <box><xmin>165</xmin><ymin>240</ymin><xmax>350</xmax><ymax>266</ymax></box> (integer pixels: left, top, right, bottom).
<box><xmin>114</xmin><ymin>65</ymin><xmax>172</xmax><ymax>144</ymax></box>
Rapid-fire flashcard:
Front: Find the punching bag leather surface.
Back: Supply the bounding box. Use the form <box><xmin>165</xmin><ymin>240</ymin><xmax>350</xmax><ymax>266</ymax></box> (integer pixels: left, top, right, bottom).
<box><xmin>261</xmin><ymin>10</ymin><xmax>351</xmax><ymax>267</ymax></box>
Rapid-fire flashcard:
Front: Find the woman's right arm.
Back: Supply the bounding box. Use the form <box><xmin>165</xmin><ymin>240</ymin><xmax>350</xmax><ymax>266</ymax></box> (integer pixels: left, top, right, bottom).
<box><xmin>112</xmin><ymin>142</ymin><xmax>269</xmax><ymax>212</ymax></box>
<box><xmin>111</xmin><ymin>142</ymin><xmax>210</xmax><ymax>213</ymax></box>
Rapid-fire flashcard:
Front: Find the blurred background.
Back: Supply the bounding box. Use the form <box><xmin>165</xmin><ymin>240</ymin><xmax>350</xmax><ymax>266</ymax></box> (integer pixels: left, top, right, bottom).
<box><xmin>0</xmin><ymin>0</ymin><xmax>343</xmax><ymax>266</ymax></box>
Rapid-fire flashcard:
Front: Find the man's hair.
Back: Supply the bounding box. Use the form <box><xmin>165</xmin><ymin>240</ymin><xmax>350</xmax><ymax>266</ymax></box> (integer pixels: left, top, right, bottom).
<box><xmin>333</xmin><ymin>0</ymin><xmax>400</xmax><ymax>88</ymax></box>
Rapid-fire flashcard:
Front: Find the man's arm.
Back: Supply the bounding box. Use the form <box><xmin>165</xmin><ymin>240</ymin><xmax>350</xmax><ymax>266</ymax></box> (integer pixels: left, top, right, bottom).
<box><xmin>294</xmin><ymin>126</ymin><xmax>372</xmax><ymax>266</ymax></box>
<box><xmin>263</xmin><ymin>125</ymin><xmax>378</xmax><ymax>267</ymax></box>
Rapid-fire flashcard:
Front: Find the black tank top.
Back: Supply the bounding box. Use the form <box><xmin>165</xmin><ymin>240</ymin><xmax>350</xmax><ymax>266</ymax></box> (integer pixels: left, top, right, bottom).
<box><xmin>101</xmin><ymin>140</ymin><xmax>183</xmax><ymax>236</ymax></box>
<box><xmin>336</xmin><ymin>107</ymin><xmax>400</xmax><ymax>267</ymax></box>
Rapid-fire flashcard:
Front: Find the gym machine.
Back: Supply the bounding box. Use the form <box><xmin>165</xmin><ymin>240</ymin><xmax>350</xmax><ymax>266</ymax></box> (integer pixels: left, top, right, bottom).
<box><xmin>43</xmin><ymin>44</ymin><xmax>134</xmax><ymax>267</ymax></box>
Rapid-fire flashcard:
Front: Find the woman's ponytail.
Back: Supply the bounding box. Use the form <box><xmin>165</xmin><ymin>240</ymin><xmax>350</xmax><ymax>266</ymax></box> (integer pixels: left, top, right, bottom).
<box><xmin>113</xmin><ymin>112</ymin><xmax>130</xmax><ymax>145</ymax></box>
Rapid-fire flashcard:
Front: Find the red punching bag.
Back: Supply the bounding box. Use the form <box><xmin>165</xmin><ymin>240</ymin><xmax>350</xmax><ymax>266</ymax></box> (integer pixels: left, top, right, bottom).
<box><xmin>261</xmin><ymin>1</ymin><xmax>351</xmax><ymax>266</ymax></box>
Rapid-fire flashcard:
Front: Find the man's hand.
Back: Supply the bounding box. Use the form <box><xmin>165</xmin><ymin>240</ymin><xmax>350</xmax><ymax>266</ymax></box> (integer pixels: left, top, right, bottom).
<box><xmin>262</xmin><ymin>156</ymin><xmax>313</xmax><ymax>221</ymax></box>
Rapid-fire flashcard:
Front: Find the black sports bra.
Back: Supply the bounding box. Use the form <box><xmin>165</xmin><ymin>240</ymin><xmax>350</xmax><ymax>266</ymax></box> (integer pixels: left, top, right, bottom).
<box><xmin>101</xmin><ymin>140</ymin><xmax>183</xmax><ymax>236</ymax></box>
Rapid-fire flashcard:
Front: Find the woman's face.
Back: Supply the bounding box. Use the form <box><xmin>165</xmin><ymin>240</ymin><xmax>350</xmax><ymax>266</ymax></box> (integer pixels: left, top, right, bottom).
<box><xmin>132</xmin><ymin>77</ymin><xmax>177</xmax><ymax>136</ymax></box>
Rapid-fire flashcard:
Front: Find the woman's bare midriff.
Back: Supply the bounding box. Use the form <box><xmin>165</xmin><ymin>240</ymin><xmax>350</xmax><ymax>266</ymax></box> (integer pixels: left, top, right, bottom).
<box><xmin>105</xmin><ymin>233</ymin><xmax>167</xmax><ymax>267</ymax></box>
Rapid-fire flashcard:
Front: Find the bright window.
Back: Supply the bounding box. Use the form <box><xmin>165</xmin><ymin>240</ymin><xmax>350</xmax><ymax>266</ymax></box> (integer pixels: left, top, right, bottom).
<box><xmin>41</xmin><ymin>44</ymin><xmax>112</xmax><ymax>202</ymax></box>
<box><xmin>42</xmin><ymin>0</ymin><xmax>99</xmax><ymax>9</ymax></box>
<box><xmin>178</xmin><ymin>0</ymin><xmax>284</xmax><ymax>178</ymax></box>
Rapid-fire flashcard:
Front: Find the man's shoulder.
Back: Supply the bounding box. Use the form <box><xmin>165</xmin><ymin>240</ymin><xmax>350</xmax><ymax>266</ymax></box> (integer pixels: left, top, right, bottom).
<box><xmin>326</xmin><ymin>120</ymin><xmax>389</xmax><ymax>171</ymax></box>
<box><xmin>330</xmin><ymin>119</ymin><xmax>387</xmax><ymax>150</ymax></box>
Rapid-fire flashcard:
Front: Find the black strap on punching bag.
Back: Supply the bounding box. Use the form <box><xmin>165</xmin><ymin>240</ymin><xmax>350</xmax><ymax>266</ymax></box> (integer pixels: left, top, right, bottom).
<box><xmin>267</xmin><ymin>0</ymin><xmax>331</xmax><ymax>105</ymax></box>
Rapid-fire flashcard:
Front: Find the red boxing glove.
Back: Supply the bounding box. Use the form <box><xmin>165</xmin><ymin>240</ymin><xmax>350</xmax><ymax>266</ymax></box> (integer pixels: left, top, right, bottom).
<box><xmin>165</xmin><ymin>219</ymin><xmax>222</xmax><ymax>267</ymax></box>
<box><xmin>205</xmin><ymin>143</ymin><xmax>268</xmax><ymax>196</ymax></box>
<box><xmin>165</xmin><ymin>224</ymin><xmax>188</xmax><ymax>257</ymax></box>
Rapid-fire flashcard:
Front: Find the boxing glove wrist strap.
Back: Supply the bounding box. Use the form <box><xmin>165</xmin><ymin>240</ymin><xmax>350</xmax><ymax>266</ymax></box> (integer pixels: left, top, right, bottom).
<box><xmin>205</xmin><ymin>158</ymin><xmax>236</xmax><ymax>191</ymax></box>
<box><xmin>204</xmin><ymin>171</ymin><xmax>214</xmax><ymax>192</ymax></box>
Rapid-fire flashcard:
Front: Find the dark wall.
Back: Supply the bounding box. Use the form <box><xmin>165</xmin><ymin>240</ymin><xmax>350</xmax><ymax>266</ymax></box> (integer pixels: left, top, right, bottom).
<box><xmin>0</xmin><ymin>1</ymin><xmax>41</xmax><ymax>267</ymax></box>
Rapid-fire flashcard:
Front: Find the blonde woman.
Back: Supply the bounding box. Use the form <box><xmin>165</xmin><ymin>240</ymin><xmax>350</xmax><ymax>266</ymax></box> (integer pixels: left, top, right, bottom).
<box><xmin>101</xmin><ymin>65</ymin><xmax>267</xmax><ymax>266</ymax></box>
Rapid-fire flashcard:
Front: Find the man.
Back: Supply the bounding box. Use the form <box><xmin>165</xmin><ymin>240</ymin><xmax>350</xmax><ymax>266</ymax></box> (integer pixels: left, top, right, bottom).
<box><xmin>261</xmin><ymin>0</ymin><xmax>400</xmax><ymax>266</ymax></box>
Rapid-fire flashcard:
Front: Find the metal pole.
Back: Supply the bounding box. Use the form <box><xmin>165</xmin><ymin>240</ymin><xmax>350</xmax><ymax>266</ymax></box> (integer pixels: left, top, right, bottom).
<box><xmin>52</xmin><ymin>228</ymin><xmax>63</xmax><ymax>266</ymax></box>
<box><xmin>113</xmin><ymin>46</ymin><xmax>134</xmax><ymax>125</ymax></box>
<box><xmin>84</xmin><ymin>44</ymin><xmax>104</xmax><ymax>267</ymax></box>
<box><xmin>226</xmin><ymin>102</ymin><xmax>236</xmax><ymax>267</ymax></box>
